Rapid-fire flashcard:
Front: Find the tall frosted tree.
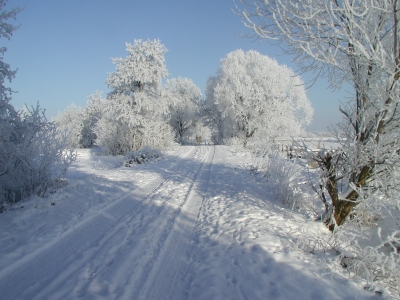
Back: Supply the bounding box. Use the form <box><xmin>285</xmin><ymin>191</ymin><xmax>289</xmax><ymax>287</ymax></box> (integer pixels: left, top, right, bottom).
<box><xmin>95</xmin><ymin>39</ymin><xmax>174</xmax><ymax>154</ymax></box>
<box><xmin>206</xmin><ymin>49</ymin><xmax>313</xmax><ymax>147</ymax></box>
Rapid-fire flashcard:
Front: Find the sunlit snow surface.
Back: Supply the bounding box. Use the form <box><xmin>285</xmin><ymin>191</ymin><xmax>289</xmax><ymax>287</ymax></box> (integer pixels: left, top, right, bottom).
<box><xmin>0</xmin><ymin>146</ymin><xmax>379</xmax><ymax>299</ymax></box>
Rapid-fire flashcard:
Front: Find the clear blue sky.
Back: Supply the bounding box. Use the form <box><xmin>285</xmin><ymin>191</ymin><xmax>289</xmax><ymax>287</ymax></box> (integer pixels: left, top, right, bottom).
<box><xmin>5</xmin><ymin>0</ymin><xmax>350</xmax><ymax>131</ymax></box>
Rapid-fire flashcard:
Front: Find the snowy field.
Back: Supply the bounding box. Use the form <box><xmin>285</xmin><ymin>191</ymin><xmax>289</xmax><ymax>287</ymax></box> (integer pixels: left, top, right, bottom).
<box><xmin>276</xmin><ymin>137</ymin><xmax>342</xmax><ymax>152</ymax></box>
<box><xmin>0</xmin><ymin>146</ymin><xmax>379</xmax><ymax>299</ymax></box>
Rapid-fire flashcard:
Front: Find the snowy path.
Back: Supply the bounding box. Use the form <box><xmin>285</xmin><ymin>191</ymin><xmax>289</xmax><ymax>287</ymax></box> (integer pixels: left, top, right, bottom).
<box><xmin>0</xmin><ymin>146</ymin><xmax>378</xmax><ymax>299</ymax></box>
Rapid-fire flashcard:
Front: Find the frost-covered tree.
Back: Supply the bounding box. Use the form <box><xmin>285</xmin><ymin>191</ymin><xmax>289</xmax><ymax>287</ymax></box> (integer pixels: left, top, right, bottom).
<box><xmin>79</xmin><ymin>91</ymin><xmax>105</xmax><ymax>148</ymax></box>
<box><xmin>203</xmin><ymin>76</ymin><xmax>229</xmax><ymax>145</ymax></box>
<box><xmin>95</xmin><ymin>39</ymin><xmax>174</xmax><ymax>154</ymax></box>
<box><xmin>106</xmin><ymin>39</ymin><xmax>169</xmax><ymax>123</ymax></box>
<box><xmin>107</xmin><ymin>39</ymin><xmax>168</xmax><ymax>99</ymax></box>
<box><xmin>206</xmin><ymin>49</ymin><xmax>313</xmax><ymax>147</ymax></box>
<box><xmin>0</xmin><ymin>0</ymin><xmax>21</xmax><ymax>119</ymax></box>
<box><xmin>164</xmin><ymin>77</ymin><xmax>202</xmax><ymax>143</ymax></box>
<box><xmin>237</xmin><ymin>0</ymin><xmax>400</xmax><ymax>230</ymax></box>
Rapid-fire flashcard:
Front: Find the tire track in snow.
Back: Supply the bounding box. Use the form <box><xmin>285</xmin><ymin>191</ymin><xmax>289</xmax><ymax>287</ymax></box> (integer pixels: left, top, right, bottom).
<box><xmin>75</xmin><ymin>146</ymin><xmax>212</xmax><ymax>299</ymax></box>
<box><xmin>136</xmin><ymin>146</ymin><xmax>215</xmax><ymax>300</ymax></box>
<box><xmin>0</xmin><ymin>146</ymin><xmax>199</xmax><ymax>300</ymax></box>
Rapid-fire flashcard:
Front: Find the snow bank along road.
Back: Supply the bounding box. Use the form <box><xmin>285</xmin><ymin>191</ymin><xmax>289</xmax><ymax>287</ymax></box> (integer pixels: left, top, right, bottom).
<box><xmin>0</xmin><ymin>146</ymin><xmax>377</xmax><ymax>299</ymax></box>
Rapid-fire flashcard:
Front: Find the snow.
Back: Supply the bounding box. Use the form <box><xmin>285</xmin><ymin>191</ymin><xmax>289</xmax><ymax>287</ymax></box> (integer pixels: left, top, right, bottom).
<box><xmin>0</xmin><ymin>146</ymin><xmax>380</xmax><ymax>299</ymax></box>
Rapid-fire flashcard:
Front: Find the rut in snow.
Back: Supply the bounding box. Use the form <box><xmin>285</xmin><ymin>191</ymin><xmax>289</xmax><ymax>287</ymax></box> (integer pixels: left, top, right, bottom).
<box><xmin>0</xmin><ymin>146</ymin><xmax>214</xmax><ymax>299</ymax></box>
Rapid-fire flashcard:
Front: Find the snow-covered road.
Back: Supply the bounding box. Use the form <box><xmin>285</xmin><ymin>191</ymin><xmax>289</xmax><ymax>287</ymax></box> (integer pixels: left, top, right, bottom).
<box><xmin>0</xmin><ymin>146</ymin><xmax>378</xmax><ymax>299</ymax></box>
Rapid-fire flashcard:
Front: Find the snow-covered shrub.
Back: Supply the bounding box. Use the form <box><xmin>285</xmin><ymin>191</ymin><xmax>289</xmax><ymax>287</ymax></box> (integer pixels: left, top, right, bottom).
<box><xmin>79</xmin><ymin>92</ymin><xmax>105</xmax><ymax>148</ymax></box>
<box><xmin>0</xmin><ymin>2</ymin><xmax>75</xmax><ymax>205</ymax></box>
<box><xmin>94</xmin><ymin>106</ymin><xmax>167</xmax><ymax>156</ymax></box>
<box><xmin>249</xmin><ymin>148</ymin><xmax>269</xmax><ymax>173</ymax></box>
<box><xmin>54</xmin><ymin>92</ymin><xmax>106</xmax><ymax>149</ymax></box>
<box><xmin>192</xmin><ymin>123</ymin><xmax>211</xmax><ymax>145</ymax></box>
<box><xmin>124</xmin><ymin>146</ymin><xmax>163</xmax><ymax>166</ymax></box>
<box><xmin>225</xmin><ymin>136</ymin><xmax>244</xmax><ymax>148</ymax></box>
<box><xmin>250</xmin><ymin>146</ymin><xmax>306</xmax><ymax>206</ymax></box>
<box><xmin>140</xmin><ymin>121</ymin><xmax>176</xmax><ymax>151</ymax></box>
<box><xmin>202</xmin><ymin>78</ymin><xmax>230</xmax><ymax>145</ymax></box>
<box><xmin>93</xmin><ymin>94</ymin><xmax>176</xmax><ymax>155</ymax></box>
<box><xmin>294</xmin><ymin>188</ymin><xmax>400</xmax><ymax>297</ymax></box>
<box><xmin>93</xmin><ymin>96</ymin><xmax>137</xmax><ymax>155</ymax></box>
<box><xmin>250</xmin><ymin>146</ymin><xmax>320</xmax><ymax>216</ymax></box>
<box><xmin>0</xmin><ymin>104</ymin><xmax>76</xmax><ymax>204</ymax></box>
<box><xmin>163</xmin><ymin>77</ymin><xmax>202</xmax><ymax>144</ymax></box>
<box><xmin>340</xmin><ymin>231</ymin><xmax>400</xmax><ymax>296</ymax></box>
<box><xmin>53</xmin><ymin>103</ymin><xmax>84</xmax><ymax>148</ymax></box>
<box><xmin>264</xmin><ymin>150</ymin><xmax>302</xmax><ymax>206</ymax></box>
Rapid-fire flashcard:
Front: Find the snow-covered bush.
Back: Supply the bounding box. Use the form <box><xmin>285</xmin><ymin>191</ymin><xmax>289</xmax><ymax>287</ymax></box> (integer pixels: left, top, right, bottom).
<box><xmin>93</xmin><ymin>94</ymin><xmax>175</xmax><ymax>155</ymax></box>
<box><xmin>296</xmin><ymin>205</ymin><xmax>400</xmax><ymax>297</ymax></box>
<box><xmin>54</xmin><ymin>92</ymin><xmax>106</xmax><ymax>149</ymax></box>
<box><xmin>53</xmin><ymin>103</ymin><xmax>84</xmax><ymax>148</ymax></box>
<box><xmin>225</xmin><ymin>136</ymin><xmax>244</xmax><ymax>148</ymax></box>
<box><xmin>141</xmin><ymin>121</ymin><xmax>176</xmax><ymax>150</ymax></box>
<box><xmin>163</xmin><ymin>77</ymin><xmax>202</xmax><ymax>144</ymax></box>
<box><xmin>0</xmin><ymin>2</ymin><xmax>76</xmax><ymax>205</ymax></box>
<box><xmin>249</xmin><ymin>148</ymin><xmax>270</xmax><ymax>173</ymax></box>
<box><xmin>263</xmin><ymin>150</ymin><xmax>302</xmax><ymax>206</ymax></box>
<box><xmin>249</xmin><ymin>146</ymin><xmax>321</xmax><ymax>217</ymax></box>
<box><xmin>79</xmin><ymin>91</ymin><xmax>105</xmax><ymax>148</ymax></box>
<box><xmin>124</xmin><ymin>146</ymin><xmax>163</xmax><ymax>166</ymax></box>
<box><xmin>335</xmin><ymin>228</ymin><xmax>400</xmax><ymax>295</ymax></box>
<box><xmin>0</xmin><ymin>104</ymin><xmax>76</xmax><ymax>204</ymax></box>
<box><xmin>250</xmin><ymin>146</ymin><xmax>303</xmax><ymax>204</ymax></box>
<box><xmin>93</xmin><ymin>94</ymin><xmax>140</xmax><ymax>155</ymax></box>
<box><xmin>202</xmin><ymin>76</ymin><xmax>230</xmax><ymax>145</ymax></box>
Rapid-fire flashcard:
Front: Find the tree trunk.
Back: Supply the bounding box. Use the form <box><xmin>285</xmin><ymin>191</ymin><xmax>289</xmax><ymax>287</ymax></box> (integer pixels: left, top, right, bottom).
<box><xmin>322</xmin><ymin>151</ymin><xmax>372</xmax><ymax>231</ymax></box>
